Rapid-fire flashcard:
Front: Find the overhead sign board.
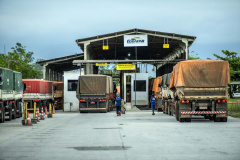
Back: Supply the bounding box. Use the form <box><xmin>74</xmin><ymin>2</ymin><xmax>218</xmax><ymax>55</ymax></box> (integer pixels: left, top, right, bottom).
<box><xmin>124</xmin><ymin>35</ymin><xmax>148</xmax><ymax>47</ymax></box>
<box><xmin>116</xmin><ymin>64</ymin><xmax>136</xmax><ymax>70</ymax></box>
<box><xmin>163</xmin><ymin>44</ymin><xmax>169</xmax><ymax>48</ymax></box>
<box><xmin>96</xmin><ymin>63</ymin><xmax>107</xmax><ymax>66</ymax></box>
<box><xmin>102</xmin><ymin>45</ymin><xmax>109</xmax><ymax>50</ymax></box>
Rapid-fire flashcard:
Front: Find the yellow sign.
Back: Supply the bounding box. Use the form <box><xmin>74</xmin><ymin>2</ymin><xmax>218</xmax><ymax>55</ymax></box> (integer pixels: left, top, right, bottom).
<box><xmin>116</xmin><ymin>64</ymin><xmax>136</xmax><ymax>70</ymax></box>
<box><xmin>163</xmin><ymin>44</ymin><xmax>169</xmax><ymax>48</ymax></box>
<box><xmin>102</xmin><ymin>45</ymin><xmax>109</xmax><ymax>50</ymax></box>
<box><xmin>96</xmin><ymin>63</ymin><xmax>107</xmax><ymax>66</ymax></box>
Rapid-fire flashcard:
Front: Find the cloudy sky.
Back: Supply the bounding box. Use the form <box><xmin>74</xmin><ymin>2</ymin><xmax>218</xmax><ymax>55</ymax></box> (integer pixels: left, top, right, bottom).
<box><xmin>0</xmin><ymin>0</ymin><xmax>240</xmax><ymax>62</ymax></box>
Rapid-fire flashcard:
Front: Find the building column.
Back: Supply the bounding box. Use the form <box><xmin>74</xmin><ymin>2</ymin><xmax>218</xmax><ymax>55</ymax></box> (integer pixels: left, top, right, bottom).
<box><xmin>46</xmin><ymin>66</ymin><xmax>49</xmax><ymax>80</ymax></box>
<box><xmin>182</xmin><ymin>38</ymin><xmax>189</xmax><ymax>60</ymax></box>
<box><xmin>84</xmin><ymin>41</ymin><xmax>91</xmax><ymax>75</ymax></box>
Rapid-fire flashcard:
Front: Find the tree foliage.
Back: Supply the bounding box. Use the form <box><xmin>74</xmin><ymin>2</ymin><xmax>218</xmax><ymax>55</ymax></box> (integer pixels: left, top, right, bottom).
<box><xmin>0</xmin><ymin>43</ymin><xmax>42</xmax><ymax>79</ymax></box>
<box><xmin>189</xmin><ymin>51</ymin><xmax>200</xmax><ymax>60</ymax></box>
<box><xmin>213</xmin><ymin>50</ymin><xmax>240</xmax><ymax>81</ymax></box>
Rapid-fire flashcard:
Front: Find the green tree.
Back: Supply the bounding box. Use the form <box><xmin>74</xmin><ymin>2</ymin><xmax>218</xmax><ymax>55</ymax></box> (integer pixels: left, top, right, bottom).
<box><xmin>0</xmin><ymin>43</ymin><xmax>42</xmax><ymax>79</ymax></box>
<box><xmin>213</xmin><ymin>50</ymin><xmax>240</xmax><ymax>81</ymax></box>
<box><xmin>189</xmin><ymin>51</ymin><xmax>200</xmax><ymax>60</ymax></box>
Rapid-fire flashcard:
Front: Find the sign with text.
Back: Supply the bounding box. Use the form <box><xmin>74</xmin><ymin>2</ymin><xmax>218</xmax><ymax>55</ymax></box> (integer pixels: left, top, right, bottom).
<box><xmin>124</xmin><ymin>35</ymin><xmax>148</xmax><ymax>47</ymax></box>
<box><xmin>96</xmin><ymin>63</ymin><xmax>107</xmax><ymax>66</ymax></box>
<box><xmin>102</xmin><ymin>45</ymin><xmax>109</xmax><ymax>50</ymax></box>
<box><xmin>163</xmin><ymin>44</ymin><xmax>169</xmax><ymax>48</ymax></box>
<box><xmin>116</xmin><ymin>64</ymin><xmax>136</xmax><ymax>70</ymax></box>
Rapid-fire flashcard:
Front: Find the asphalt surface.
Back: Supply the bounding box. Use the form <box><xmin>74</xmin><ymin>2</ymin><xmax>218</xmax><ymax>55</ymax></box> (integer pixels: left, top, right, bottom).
<box><xmin>0</xmin><ymin>110</ymin><xmax>240</xmax><ymax>160</ymax></box>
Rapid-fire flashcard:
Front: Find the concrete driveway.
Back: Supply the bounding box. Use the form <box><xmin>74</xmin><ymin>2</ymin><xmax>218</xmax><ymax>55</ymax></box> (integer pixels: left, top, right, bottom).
<box><xmin>0</xmin><ymin>110</ymin><xmax>240</xmax><ymax>160</ymax></box>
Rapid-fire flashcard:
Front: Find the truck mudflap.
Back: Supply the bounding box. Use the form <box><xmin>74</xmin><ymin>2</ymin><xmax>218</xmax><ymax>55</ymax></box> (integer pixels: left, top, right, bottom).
<box><xmin>181</xmin><ymin>111</ymin><xmax>226</xmax><ymax>115</ymax></box>
<box><xmin>79</xmin><ymin>108</ymin><xmax>106</xmax><ymax>111</ymax></box>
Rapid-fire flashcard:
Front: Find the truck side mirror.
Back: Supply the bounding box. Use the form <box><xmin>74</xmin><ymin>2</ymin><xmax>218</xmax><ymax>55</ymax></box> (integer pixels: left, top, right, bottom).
<box><xmin>23</xmin><ymin>82</ymin><xmax>26</xmax><ymax>92</ymax></box>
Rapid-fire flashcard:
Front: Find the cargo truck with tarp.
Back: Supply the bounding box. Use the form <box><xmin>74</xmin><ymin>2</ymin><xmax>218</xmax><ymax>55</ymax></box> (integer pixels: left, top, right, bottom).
<box><xmin>76</xmin><ymin>74</ymin><xmax>114</xmax><ymax>113</ymax></box>
<box><xmin>53</xmin><ymin>81</ymin><xmax>64</xmax><ymax>110</ymax></box>
<box><xmin>170</xmin><ymin>60</ymin><xmax>230</xmax><ymax>122</ymax></box>
<box><xmin>22</xmin><ymin>79</ymin><xmax>54</xmax><ymax>110</ymax></box>
<box><xmin>162</xmin><ymin>73</ymin><xmax>174</xmax><ymax>115</ymax></box>
<box><xmin>151</xmin><ymin>76</ymin><xmax>163</xmax><ymax>112</ymax></box>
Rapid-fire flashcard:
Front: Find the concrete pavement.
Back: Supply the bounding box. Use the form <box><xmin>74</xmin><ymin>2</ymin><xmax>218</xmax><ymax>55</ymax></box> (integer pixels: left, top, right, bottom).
<box><xmin>0</xmin><ymin>110</ymin><xmax>240</xmax><ymax>160</ymax></box>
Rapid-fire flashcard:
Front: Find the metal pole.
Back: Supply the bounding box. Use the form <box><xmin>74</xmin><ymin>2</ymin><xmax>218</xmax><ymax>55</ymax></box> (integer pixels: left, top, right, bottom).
<box><xmin>135</xmin><ymin>64</ymin><xmax>136</xmax><ymax>107</ymax></box>
<box><xmin>33</xmin><ymin>101</ymin><xmax>36</xmax><ymax>118</ymax></box>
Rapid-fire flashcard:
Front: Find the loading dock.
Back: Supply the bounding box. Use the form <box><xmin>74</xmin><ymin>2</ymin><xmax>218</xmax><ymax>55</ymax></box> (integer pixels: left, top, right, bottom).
<box><xmin>38</xmin><ymin>28</ymin><xmax>196</xmax><ymax>110</ymax></box>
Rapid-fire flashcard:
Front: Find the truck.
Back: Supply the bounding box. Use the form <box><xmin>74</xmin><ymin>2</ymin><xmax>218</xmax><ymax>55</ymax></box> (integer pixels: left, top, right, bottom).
<box><xmin>0</xmin><ymin>68</ymin><xmax>23</xmax><ymax>123</ymax></box>
<box><xmin>170</xmin><ymin>60</ymin><xmax>230</xmax><ymax>122</ymax></box>
<box><xmin>151</xmin><ymin>76</ymin><xmax>163</xmax><ymax>112</ymax></box>
<box><xmin>13</xmin><ymin>71</ymin><xmax>23</xmax><ymax>118</ymax></box>
<box><xmin>162</xmin><ymin>73</ymin><xmax>174</xmax><ymax>116</ymax></box>
<box><xmin>22</xmin><ymin>79</ymin><xmax>54</xmax><ymax>110</ymax></box>
<box><xmin>76</xmin><ymin>74</ymin><xmax>114</xmax><ymax>113</ymax></box>
<box><xmin>53</xmin><ymin>81</ymin><xmax>64</xmax><ymax>110</ymax></box>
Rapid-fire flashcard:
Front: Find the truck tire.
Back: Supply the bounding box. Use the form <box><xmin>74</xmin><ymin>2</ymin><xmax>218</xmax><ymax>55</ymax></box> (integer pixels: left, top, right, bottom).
<box><xmin>214</xmin><ymin>115</ymin><xmax>221</xmax><ymax>122</ymax></box>
<box><xmin>8</xmin><ymin>105</ymin><xmax>12</xmax><ymax>121</ymax></box>
<box><xmin>185</xmin><ymin>118</ymin><xmax>191</xmax><ymax>122</ymax></box>
<box><xmin>221</xmin><ymin>117</ymin><xmax>227</xmax><ymax>122</ymax></box>
<box><xmin>12</xmin><ymin>104</ymin><xmax>17</xmax><ymax>119</ymax></box>
<box><xmin>175</xmin><ymin>101</ymin><xmax>179</xmax><ymax>121</ymax></box>
<box><xmin>0</xmin><ymin>110</ymin><xmax>3</xmax><ymax>123</ymax></box>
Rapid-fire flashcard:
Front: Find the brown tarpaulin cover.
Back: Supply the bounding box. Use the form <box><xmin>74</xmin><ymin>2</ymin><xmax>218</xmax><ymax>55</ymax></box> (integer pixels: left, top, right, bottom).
<box><xmin>79</xmin><ymin>74</ymin><xmax>108</xmax><ymax>94</ymax></box>
<box><xmin>170</xmin><ymin>60</ymin><xmax>230</xmax><ymax>92</ymax></box>
<box><xmin>152</xmin><ymin>76</ymin><xmax>162</xmax><ymax>92</ymax></box>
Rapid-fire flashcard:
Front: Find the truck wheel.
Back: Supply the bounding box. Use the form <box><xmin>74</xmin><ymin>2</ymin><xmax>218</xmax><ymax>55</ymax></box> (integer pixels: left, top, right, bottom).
<box><xmin>0</xmin><ymin>110</ymin><xmax>3</xmax><ymax>123</ymax></box>
<box><xmin>6</xmin><ymin>105</ymin><xmax>12</xmax><ymax>121</ymax></box>
<box><xmin>179</xmin><ymin>118</ymin><xmax>184</xmax><ymax>122</ymax></box>
<box><xmin>209</xmin><ymin>115</ymin><xmax>214</xmax><ymax>121</ymax></box>
<box><xmin>185</xmin><ymin>118</ymin><xmax>191</xmax><ymax>122</ymax></box>
<box><xmin>12</xmin><ymin>104</ymin><xmax>17</xmax><ymax>119</ymax></box>
<box><xmin>221</xmin><ymin>117</ymin><xmax>227</xmax><ymax>122</ymax></box>
<box><xmin>175</xmin><ymin>101</ymin><xmax>179</xmax><ymax>121</ymax></box>
<box><xmin>214</xmin><ymin>116</ymin><xmax>221</xmax><ymax>122</ymax></box>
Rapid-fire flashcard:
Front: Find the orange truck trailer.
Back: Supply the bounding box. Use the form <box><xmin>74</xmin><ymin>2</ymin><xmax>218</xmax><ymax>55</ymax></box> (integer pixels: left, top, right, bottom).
<box><xmin>170</xmin><ymin>60</ymin><xmax>230</xmax><ymax>122</ymax></box>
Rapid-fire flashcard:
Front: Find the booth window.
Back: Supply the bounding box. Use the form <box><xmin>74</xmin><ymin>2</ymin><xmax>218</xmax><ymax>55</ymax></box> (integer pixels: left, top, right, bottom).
<box><xmin>134</xmin><ymin>80</ymin><xmax>146</xmax><ymax>91</ymax></box>
<box><xmin>68</xmin><ymin>80</ymin><xmax>78</xmax><ymax>91</ymax></box>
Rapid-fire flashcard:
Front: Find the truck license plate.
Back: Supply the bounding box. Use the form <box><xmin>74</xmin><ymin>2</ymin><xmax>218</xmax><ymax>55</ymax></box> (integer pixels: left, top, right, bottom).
<box><xmin>90</xmin><ymin>102</ymin><xmax>95</xmax><ymax>104</ymax></box>
<box><xmin>200</xmin><ymin>107</ymin><xmax>207</xmax><ymax>109</ymax></box>
<box><xmin>12</xmin><ymin>109</ymin><xmax>14</xmax><ymax>111</ymax></box>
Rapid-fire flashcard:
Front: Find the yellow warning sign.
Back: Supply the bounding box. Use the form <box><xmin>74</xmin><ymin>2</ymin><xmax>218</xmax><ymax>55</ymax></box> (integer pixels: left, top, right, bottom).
<box><xmin>96</xmin><ymin>63</ymin><xmax>107</xmax><ymax>66</ymax></box>
<box><xmin>163</xmin><ymin>44</ymin><xmax>169</xmax><ymax>48</ymax></box>
<box><xmin>116</xmin><ymin>64</ymin><xmax>136</xmax><ymax>70</ymax></box>
<box><xmin>102</xmin><ymin>45</ymin><xmax>109</xmax><ymax>50</ymax></box>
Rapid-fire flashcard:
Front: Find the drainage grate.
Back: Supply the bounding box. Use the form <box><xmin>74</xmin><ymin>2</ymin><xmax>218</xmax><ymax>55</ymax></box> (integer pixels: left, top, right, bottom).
<box><xmin>70</xmin><ymin>146</ymin><xmax>130</xmax><ymax>151</ymax></box>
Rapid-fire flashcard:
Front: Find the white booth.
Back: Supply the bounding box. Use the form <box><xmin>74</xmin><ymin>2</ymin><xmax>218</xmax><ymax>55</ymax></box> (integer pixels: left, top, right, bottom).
<box><xmin>64</xmin><ymin>71</ymin><xmax>83</xmax><ymax>111</ymax></box>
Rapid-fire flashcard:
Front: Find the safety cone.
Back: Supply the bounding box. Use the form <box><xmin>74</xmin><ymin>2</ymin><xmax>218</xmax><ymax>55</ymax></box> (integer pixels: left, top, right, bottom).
<box><xmin>36</xmin><ymin>110</ymin><xmax>40</xmax><ymax>122</ymax></box>
<box><xmin>40</xmin><ymin>107</ymin><xmax>45</xmax><ymax>120</ymax></box>
<box><xmin>52</xmin><ymin>105</ymin><xmax>55</xmax><ymax>114</ymax></box>
<box><xmin>37</xmin><ymin>107</ymin><xmax>40</xmax><ymax>117</ymax></box>
<box><xmin>26</xmin><ymin>112</ymin><xmax>31</xmax><ymax>125</ymax></box>
<box><xmin>45</xmin><ymin>106</ymin><xmax>48</xmax><ymax>116</ymax></box>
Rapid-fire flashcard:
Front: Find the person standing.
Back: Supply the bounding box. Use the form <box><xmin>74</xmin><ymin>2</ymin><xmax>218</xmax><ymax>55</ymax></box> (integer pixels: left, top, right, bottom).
<box><xmin>115</xmin><ymin>95</ymin><xmax>122</xmax><ymax>116</ymax></box>
<box><xmin>150</xmin><ymin>94</ymin><xmax>156</xmax><ymax>115</ymax></box>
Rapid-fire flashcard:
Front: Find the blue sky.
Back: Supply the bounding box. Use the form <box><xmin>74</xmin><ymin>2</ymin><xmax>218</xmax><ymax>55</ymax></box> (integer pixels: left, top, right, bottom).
<box><xmin>0</xmin><ymin>0</ymin><xmax>240</xmax><ymax>63</ymax></box>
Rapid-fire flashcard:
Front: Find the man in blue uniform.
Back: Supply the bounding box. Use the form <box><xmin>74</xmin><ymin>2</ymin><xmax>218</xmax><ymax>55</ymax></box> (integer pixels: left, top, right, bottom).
<box><xmin>150</xmin><ymin>94</ymin><xmax>156</xmax><ymax>115</ymax></box>
<box><xmin>115</xmin><ymin>95</ymin><xmax>122</xmax><ymax>116</ymax></box>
